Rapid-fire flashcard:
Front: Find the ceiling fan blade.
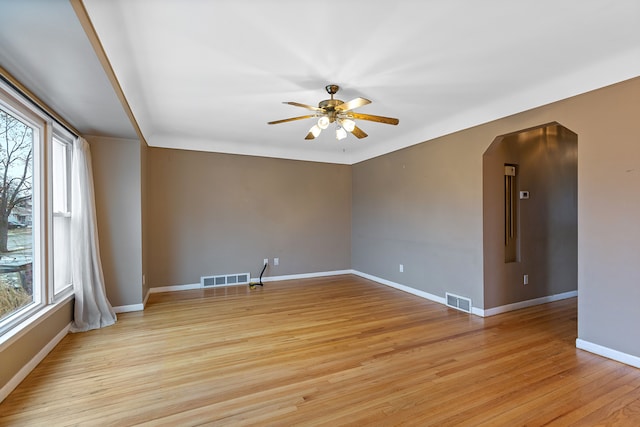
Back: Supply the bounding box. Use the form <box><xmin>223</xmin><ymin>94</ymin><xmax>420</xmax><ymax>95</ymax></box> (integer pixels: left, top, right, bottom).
<box><xmin>349</xmin><ymin>112</ymin><xmax>399</xmax><ymax>125</ymax></box>
<box><xmin>268</xmin><ymin>115</ymin><xmax>315</xmax><ymax>125</ymax></box>
<box><xmin>350</xmin><ymin>125</ymin><xmax>368</xmax><ymax>139</ymax></box>
<box><xmin>304</xmin><ymin>131</ymin><xmax>316</xmax><ymax>140</ymax></box>
<box><xmin>335</xmin><ymin>97</ymin><xmax>371</xmax><ymax>112</ymax></box>
<box><xmin>283</xmin><ymin>101</ymin><xmax>325</xmax><ymax>112</ymax></box>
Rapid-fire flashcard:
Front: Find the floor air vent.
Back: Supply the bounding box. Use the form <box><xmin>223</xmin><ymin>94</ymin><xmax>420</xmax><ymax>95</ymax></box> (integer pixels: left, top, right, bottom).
<box><xmin>201</xmin><ymin>273</ymin><xmax>250</xmax><ymax>288</ymax></box>
<box><xmin>446</xmin><ymin>293</ymin><xmax>472</xmax><ymax>313</ymax></box>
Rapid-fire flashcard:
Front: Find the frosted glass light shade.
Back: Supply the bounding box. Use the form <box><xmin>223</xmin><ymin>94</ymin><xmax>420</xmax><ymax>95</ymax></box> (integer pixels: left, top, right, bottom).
<box><xmin>317</xmin><ymin>116</ymin><xmax>330</xmax><ymax>129</ymax></box>
<box><xmin>341</xmin><ymin>119</ymin><xmax>355</xmax><ymax>132</ymax></box>
<box><xmin>336</xmin><ymin>127</ymin><xmax>347</xmax><ymax>140</ymax></box>
<box><xmin>310</xmin><ymin>124</ymin><xmax>321</xmax><ymax>137</ymax></box>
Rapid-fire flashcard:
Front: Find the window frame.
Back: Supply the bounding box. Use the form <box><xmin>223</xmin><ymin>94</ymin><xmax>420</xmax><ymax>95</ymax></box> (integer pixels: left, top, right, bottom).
<box><xmin>50</xmin><ymin>128</ymin><xmax>74</xmax><ymax>300</ymax></box>
<box><xmin>0</xmin><ymin>77</ymin><xmax>72</xmax><ymax>341</ymax></box>
<box><xmin>52</xmin><ymin>132</ymin><xmax>72</xmax><ymax>215</ymax></box>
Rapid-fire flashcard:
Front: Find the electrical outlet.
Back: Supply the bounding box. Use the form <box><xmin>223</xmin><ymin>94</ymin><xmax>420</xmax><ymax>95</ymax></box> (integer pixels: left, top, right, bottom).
<box><xmin>524</xmin><ymin>274</ymin><xmax>528</xmax><ymax>285</ymax></box>
<box><xmin>263</xmin><ymin>258</ymin><xmax>268</xmax><ymax>266</ymax></box>
<box><xmin>399</xmin><ymin>264</ymin><xmax>404</xmax><ymax>273</ymax></box>
<box><xmin>274</xmin><ymin>258</ymin><xmax>279</xmax><ymax>266</ymax></box>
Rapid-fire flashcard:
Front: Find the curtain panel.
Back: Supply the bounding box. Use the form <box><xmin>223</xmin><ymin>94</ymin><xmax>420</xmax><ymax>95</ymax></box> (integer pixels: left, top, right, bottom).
<box><xmin>69</xmin><ymin>137</ymin><xmax>116</xmax><ymax>332</ymax></box>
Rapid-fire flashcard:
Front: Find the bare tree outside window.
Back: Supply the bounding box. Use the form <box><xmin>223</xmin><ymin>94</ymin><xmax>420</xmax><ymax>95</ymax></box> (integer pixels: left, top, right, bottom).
<box><xmin>0</xmin><ymin>107</ymin><xmax>34</xmax><ymax>320</ymax></box>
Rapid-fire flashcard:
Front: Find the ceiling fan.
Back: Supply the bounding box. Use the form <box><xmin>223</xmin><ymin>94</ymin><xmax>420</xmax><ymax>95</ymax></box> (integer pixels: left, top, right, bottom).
<box><xmin>267</xmin><ymin>85</ymin><xmax>399</xmax><ymax>140</ymax></box>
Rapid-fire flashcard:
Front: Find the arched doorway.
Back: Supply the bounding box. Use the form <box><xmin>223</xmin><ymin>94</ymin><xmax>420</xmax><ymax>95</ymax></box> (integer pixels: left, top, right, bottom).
<box><xmin>482</xmin><ymin>122</ymin><xmax>578</xmax><ymax>314</ymax></box>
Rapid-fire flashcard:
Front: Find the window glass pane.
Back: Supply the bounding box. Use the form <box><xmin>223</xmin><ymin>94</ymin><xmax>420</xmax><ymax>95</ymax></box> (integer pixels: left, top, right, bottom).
<box><xmin>52</xmin><ymin>214</ymin><xmax>70</xmax><ymax>294</ymax></box>
<box><xmin>52</xmin><ymin>138</ymin><xmax>67</xmax><ymax>213</ymax></box>
<box><xmin>0</xmin><ymin>107</ymin><xmax>34</xmax><ymax>321</ymax></box>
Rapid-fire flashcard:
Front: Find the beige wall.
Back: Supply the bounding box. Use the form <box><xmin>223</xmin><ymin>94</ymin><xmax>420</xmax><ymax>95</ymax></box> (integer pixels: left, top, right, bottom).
<box><xmin>140</xmin><ymin>139</ymin><xmax>149</xmax><ymax>300</ymax></box>
<box><xmin>572</xmin><ymin>78</ymin><xmax>640</xmax><ymax>356</ymax></box>
<box><xmin>1</xmin><ymin>136</ymin><xmax>144</xmax><ymax>397</ymax></box>
<box><xmin>146</xmin><ymin>148</ymin><xmax>352</xmax><ymax>287</ymax></box>
<box><xmin>483</xmin><ymin>123</ymin><xmax>578</xmax><ymax>308</ymax></box>
<box><xmin>352</xmin><ymin>133</ymin><xmax>486</xmax><ymax>305</ymax></box>
<box><xmin>353</xmin><ymin>76</ymin><xmax>640</xmax><ymax>358</ymax></box>
<box><xmin>0</xmin><ymin>301</ymin><xmax>73</xmax><ymax>393</ymax></box>
<box><xmin>89</xmin><ymin>136</ymin><xmax>143</xmax><ymax>307</ymax></box>
<box><xmin>4</xmin><ymin>77</ymin><xmax>639</xmax><ymax>397</ymax></box>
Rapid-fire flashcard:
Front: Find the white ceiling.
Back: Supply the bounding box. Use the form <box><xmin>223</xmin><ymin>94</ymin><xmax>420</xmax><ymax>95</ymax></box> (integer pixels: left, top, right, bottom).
<box><xmin>2</xmin><ymin>1</ymin><xmax>639</xmax><ymax>164</ymax></box>
<box><xmin>0</xmin><ymin>0</ymin><xmax>136</xmax><ymax>139</ymax></box>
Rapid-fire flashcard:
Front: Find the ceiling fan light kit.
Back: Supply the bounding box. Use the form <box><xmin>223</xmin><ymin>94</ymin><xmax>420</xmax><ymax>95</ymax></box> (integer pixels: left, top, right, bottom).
<box><xmin>309</xmin><ymin>124</ymin><xmax>322</xmax><ymax>138</ymax></box>
<box><xmin>268</xmin><ymin>85</ymin><xmax>399</xmax><ymax>141</ymax></box>
<box><xmin>317</xmin><ymin>116</ymin><xmax>330</xmax><ymax>129</ymax></box>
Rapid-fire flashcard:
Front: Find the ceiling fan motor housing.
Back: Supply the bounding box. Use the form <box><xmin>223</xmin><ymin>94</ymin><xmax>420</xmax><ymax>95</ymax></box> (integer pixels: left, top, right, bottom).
<box><xmin>319</xmin><ymin>99</ymin><xmax>344</xmax><ymax>122</ymax></box>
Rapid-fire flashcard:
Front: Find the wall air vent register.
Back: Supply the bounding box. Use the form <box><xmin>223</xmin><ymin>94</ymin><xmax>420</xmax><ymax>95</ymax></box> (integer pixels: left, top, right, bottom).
<box><xmin>201</xmin><ymin>273</ymin><xmax>250</xmax><ymax>288</ymax></box>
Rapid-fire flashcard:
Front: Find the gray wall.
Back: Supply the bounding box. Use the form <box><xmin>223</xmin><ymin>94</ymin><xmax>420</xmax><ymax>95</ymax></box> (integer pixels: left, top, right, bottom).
<box><xmin>89</xmin><ymin>136</ymin><xmax>143</xmax><ymax>307</ymax></box>
<box><xmin>483</xmin><ymin>123</ymin><xmax>578</xmax><ymax>308</ymax></box>
<box><xmin>574</xmin><ymin>78</ymin><xmax>640</xmax><ymax>357</ymax></box>
<box><xmin>4</xmin><ymin>77</ymin><xmax>639</xmax><ymax>397</ymax></box>
<box><xmin>352</xmin><ymin>76</ymin><xmax>640</xmax><ymax>359</ymax></box>
<box><xmin>1</xmin><ymin>136</ymin><xmax>143</xmax><ymax>396</ymax></box>
<box><xmin>146</xmin><ymin>148</ymin><xmax>352</xmax><ymax>287</ymax></box>
<box><xmin>352</xmin><ymin>136</ymin><xmax>486</xmax><ymax>306</ymax></box>
<box><xmin>140</xmin><ymin>139</ymin><xmax>149</xmax><ymax>300</ymax></box>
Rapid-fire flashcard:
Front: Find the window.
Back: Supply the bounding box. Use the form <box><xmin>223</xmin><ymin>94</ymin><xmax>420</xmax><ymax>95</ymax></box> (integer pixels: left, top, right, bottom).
<box><xmin>52</xmin><ymin>133</ymin><xmax>73</xmax><ymax>297</ymax></box>
<box><xmin>0</xmin><ymin>78</ymin><xmax>72</xmax><ymax>338</ymax></box>
<box><xmin>0</xmin><ymin>92</ymin><xmax>41</xmax><ymax>329</ymax></box>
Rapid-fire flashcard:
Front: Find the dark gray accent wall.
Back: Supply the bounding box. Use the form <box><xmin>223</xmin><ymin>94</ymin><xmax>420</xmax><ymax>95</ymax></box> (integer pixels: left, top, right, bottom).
<box><xmin>483</xmin><ymin>123</ymin><xmax>578</xmax><ymax>309</ymax></box>
<box><xmin>146</xmin><ymin>148</ymin><xmax>352</xmax><ymax>287</ymax></box>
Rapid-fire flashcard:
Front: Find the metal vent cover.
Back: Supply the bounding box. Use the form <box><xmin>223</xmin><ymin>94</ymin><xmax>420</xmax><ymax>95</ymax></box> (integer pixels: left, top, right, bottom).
<box><xmin>445</xmin><ymin>292</ymin><xmax>472</xmax><ymax>313</ymax></box>
<box><xmin>201</xmin><ymin>273</ymin><xmax>250</xmax><ymax>288</ymax></box>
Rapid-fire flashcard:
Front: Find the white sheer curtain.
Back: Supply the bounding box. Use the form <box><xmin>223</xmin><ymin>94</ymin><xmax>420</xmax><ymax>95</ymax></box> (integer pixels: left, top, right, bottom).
<box><xmin>69</xmin><ymin>137</ymin><xmax>117</xmax><ymax>332</ymax></box>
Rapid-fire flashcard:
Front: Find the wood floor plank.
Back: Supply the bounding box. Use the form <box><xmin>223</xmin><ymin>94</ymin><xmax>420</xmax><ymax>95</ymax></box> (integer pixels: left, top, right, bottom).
<box><xmin>1</xmin><ymin>275</ymin><xmax>640</xmax><ymax>426</ymax></box>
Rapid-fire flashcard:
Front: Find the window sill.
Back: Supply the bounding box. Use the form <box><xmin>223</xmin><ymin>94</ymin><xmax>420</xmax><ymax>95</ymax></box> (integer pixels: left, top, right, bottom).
<box><xmin>0</xmin><ymin>292</ymin><xmax>74</xmax><ymax>350</ymax></box>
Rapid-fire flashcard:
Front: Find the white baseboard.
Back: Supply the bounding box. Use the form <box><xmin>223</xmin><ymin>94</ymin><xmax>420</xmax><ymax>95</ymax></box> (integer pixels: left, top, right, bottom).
<box><xmin>133</xmin><ymin>274</ymin><xmax>578</xmax><ymax>320</ymax></box>
<box><xmin>349</xmin><ymin>271</ymin><xmax>577</xmax><ymax>318</ymax></box>
<box><xmin>0</xmin><ymin>322</ymin><xmax>71</xmax><ymax>403</ymax></box>
<box><xmin>480</xmin><ymin>290</ymin><xmax>578</xmax><ymax>317</ymax></box>
<box><xmin>255</xmin><ymin>269</ymin><xmax>353</xmax><ymax>284</ymax></box>
<box><xmin>576</xmin><ymin>338</ymin><xmax>640</xmax><ymax>369</ymax></box>
<box><xmin>471</xmin><ymin>307</ymin><xmax>485</xmax><ymax>316</ymax></box>
<box><xmin>143</xmin><ymin>271</ymin><xmax>353</xmax><ymax>296</ymax></box>
<box><xmin>149</xmin><ymin>283</ymin><xmax>201</xmax><ymax>294</ymax></box>
<box><xmin>112</xmin><ymin>303</ymin><xmax>144</xmax><ymax>313</ymax></box>
<box><xmin>351</xmin><ymin>270</ymin><xmax>447</xmax><ymax>306</ymax></box>
<box><xmin>143</xmin><ymin>288</ymin><xmax>150</xmax><ymax>308</ymax></box>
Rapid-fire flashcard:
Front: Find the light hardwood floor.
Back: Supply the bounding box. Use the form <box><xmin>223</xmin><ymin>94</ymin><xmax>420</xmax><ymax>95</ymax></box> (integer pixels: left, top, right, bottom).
<box><xmin>2</xmin><ymin>275</ymin><xmax>640</xmax><ymax>426</ymax></box>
